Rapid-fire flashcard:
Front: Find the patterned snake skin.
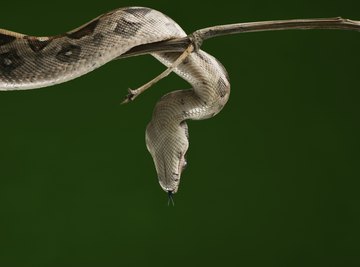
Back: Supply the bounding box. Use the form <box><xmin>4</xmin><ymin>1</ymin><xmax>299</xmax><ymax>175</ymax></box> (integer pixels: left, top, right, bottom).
<box><xmin>0</xmin><ymin>7</ymin><xmax>230</xmax><ymax>195</ymax></box>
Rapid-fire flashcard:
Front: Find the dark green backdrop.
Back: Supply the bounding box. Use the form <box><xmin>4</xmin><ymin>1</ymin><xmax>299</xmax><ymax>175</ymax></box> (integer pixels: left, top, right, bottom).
<box><xmin>1</xmin><ymin>0</ymin><xmax>359</xmax><ymax>266</ymax></box>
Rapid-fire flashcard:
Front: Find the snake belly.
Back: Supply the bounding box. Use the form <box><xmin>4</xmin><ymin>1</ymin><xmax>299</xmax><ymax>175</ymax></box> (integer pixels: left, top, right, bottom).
<box><xmin>0</xmin><ymin>7</ymin><xmax>230</xmax><ymax>194</ymax></box>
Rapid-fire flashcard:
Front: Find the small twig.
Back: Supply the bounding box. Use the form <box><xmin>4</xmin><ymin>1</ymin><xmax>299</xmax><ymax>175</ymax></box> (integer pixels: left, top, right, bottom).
<box><xmin>121</xmin><ymin>43</ymin><xmax>194</xmax><ymax>104</ymax></box>
<box><xmin>118</xmin><ymin>17</ymin><xmax>359</xmax><ymax>103</ymax></box>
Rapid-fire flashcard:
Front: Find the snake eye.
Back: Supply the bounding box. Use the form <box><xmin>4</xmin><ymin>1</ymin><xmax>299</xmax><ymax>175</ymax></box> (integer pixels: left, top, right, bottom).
<box><xmin>178</xmin><ymin>151</ymin><xmax>187</xmax><ymax>171</ymax></box>
<box><xmin>182</xmin><ymin>158</ymin><xmax>187</xmax><ymax>171</ymax></box>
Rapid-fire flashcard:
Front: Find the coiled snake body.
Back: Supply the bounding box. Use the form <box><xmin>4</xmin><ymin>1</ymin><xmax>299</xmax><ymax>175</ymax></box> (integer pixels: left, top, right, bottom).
<box><xmin>0</xmin><ymin>7</ymin><xmax>230</xmax><ymax>195</ymax></box>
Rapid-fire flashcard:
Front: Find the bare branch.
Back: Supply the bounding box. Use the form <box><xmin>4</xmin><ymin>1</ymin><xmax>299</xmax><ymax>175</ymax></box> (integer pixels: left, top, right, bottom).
<box><xmin>195</xmin><ymin>17</ymin><xmax>360</xmax><ymax>40</ymax></box>
<box><xmin>119</xmin><ymin>17</ymin><xmax>360</xmax><ymax>59</ymax></box>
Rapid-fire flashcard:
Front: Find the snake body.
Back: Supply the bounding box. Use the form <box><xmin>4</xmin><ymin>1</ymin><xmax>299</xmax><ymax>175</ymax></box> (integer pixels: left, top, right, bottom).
<box><xmin>0</xmin><ymin>7</ymin><xmax>230</xmax><ymax>194</ymax></box>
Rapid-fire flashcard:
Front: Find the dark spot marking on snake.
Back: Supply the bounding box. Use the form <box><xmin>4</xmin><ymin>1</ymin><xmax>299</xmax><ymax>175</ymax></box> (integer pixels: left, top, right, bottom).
<box><xmin>180</xmin><ymin>98</ymin><xmax>185</xmax><ymax>105</ymax></box>
<box><xmin>0</xmin><ymin>33</ymin><xmax>16</xmax><ymax>46</ymax></box>
<box><xmin>217</xmin><ymin>77</ymin><xmax>228</xmax><ymax>98</ymax></box>
<box><xmin>124</xmin><ymin>7</ymin><xmax>152</xmax><ymax>17</ymax></box>
<box><xmin>56</xmin><ymin>44</ymin><xmax>81</xmax><ymax>63</ymax></box>
<box><xmin>182</xmin><ymin>58</ymin><xmax>189</xmax><ymax>65</ymax></box>
<box><xmin>92</xmin><ymin>33</ymin><xmax>104</xmax><ymax>46</ymax></box>
<box><xmin>198</xmin><ymin>52</ymin><xmax>211</xmax><ymax>64</ymax></box>
<box><xmin>114</xmin><ymin>18</ymin><xmax>143</xmax><ymax>38</ymax></box>
<box><xmin>214</xmin><ymin>57</ymin><xmax>230</xmax><ymax>81</ymax></box>
<box><xmin>67</xmin><ymin>19</ymin><xmax>100</xmax><ymax>39</ymax></box>
<box><xmin>26</xmin><ymin>38</ymin><xmax>53</xmax><ymax>52</ymax></box>
<box><xmin>0</xmin><ymin>49</ymin><xmax>25</xmax><ymax>73</ymax></box>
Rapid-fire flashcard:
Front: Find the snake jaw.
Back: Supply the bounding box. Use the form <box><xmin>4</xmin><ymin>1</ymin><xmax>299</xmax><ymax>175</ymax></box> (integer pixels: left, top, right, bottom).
<box><xmin>158</xmin><ymin>177</ymin><xmax>180</xmax><ymax>194</ymax></box>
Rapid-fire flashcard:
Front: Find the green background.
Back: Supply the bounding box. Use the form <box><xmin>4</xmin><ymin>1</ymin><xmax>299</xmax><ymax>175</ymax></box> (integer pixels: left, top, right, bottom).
<box><xmin>0</xmin><ymin>0</ymin><xmax>359</xmax><ymax>266</ymax></box>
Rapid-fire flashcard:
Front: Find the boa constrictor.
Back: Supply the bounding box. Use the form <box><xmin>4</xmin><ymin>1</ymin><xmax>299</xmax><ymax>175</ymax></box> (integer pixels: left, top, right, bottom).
<box><xmin>0</xmin><ymin>7</ymin><xmax>230</xmax><ymax>196</ymax></box>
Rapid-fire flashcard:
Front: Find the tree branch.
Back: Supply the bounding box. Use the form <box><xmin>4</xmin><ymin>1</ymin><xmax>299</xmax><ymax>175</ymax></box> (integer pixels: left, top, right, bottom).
<box><xmin>120</xmin><ymin>17</ymin><xmax>360</xmax><ymax>59</ymax></box>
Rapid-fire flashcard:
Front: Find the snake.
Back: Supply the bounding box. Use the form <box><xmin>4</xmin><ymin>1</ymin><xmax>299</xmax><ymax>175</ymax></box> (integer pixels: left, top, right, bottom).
<box><xmin>0</xmin><ymin>7</ymin><xmax>230</xmax><ymax>197</ymax></box>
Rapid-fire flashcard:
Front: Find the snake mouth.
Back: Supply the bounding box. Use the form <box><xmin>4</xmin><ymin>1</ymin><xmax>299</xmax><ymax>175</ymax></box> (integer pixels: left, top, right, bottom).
<box><xmin>159</xmin><ymin>182</ymin><xmax>178</xmax><ymax>194</ymax></box>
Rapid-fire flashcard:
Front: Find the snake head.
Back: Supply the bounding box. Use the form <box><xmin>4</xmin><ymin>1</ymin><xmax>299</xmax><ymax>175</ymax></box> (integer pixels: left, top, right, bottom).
<box><xmin>146</xmin><ymin>121</ymin><xmax>189</xmax><ymax>194</ymax></box>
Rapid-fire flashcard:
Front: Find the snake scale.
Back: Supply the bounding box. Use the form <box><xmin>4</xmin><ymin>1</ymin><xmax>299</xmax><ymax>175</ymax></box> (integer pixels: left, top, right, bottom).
<box><xmin>0</xmin><ymin>7</ymin><xmax>230</xmax><ymax>197</ymax></box>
